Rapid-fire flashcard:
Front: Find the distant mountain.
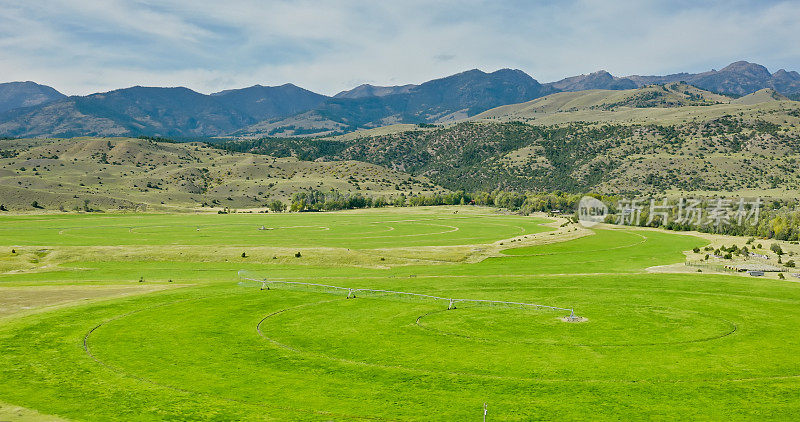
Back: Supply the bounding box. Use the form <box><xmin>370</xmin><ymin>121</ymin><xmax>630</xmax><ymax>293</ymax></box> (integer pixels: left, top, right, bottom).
<box><xmin>238</xmin><ymin>69</ymin><xmax>554</xmax><ymax>137</ymax></box>
<box><xmin>687</xmin><ymin>61</ymin><xmax>776</xmax><ymax>95</ymax></box>
<box><xmin>625</xmin><ymin>72</ymin><xmax>694</xmax><ymax>87</ymax></box>
<box><xmin>0</xmin><ymin>81</ymin><xmax>65</xmax><ymax>114</ymax></box>
<box><xmin>0</xmin><ymin>84</ymin><xmax>332</xmax><ymax>138</ymax></box>
<box><xmin>764</xmin><ymin>69</ymin><xmax>800</xmax><ymax>100</ymax></box>
<box><xmin>627</xmin><ymin>61</ymin><xmax>800</xmax><ymax>97</ymax></box>
<box><xmin>333</xmin><ymin>84</ymin><xmax>417</xmax><ymax>99</ymax></box>
<box><xmin>545</xmin><ymin>70</ymin><xmax>637</xmax><ymax>92</ymax></box>
<box><xmin>211</xmin><ymin>83</ymin><xmax>328</xmax><ymax>121</ymax></box>
<box><xmin>0</xmin><ymin>86</ymin><xmax>254</xmax><ymax>138</ymax></box>
<box><xmin>312</xmin><ymin>61</ymin><xmax>800</xmax><ymax>138</ymax></box>
<box><xmin>550</xmin><ymin>61</ymin><xmax>800</xmax><ymax>98</ymax></box>
<box><xmin>401</xmin><ymin>69</ymin><xmax>550</xmax><ymax>118</ymax></box>
<box><xmin>2</xmin><ymin>61</ymin><xmax>799</xmax><ymax>138</ymax></box>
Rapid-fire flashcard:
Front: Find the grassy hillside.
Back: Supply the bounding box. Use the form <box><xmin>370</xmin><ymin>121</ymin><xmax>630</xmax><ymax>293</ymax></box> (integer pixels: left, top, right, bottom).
<box><xmin>222</xmin><ymin>84</ymin><xmax>800</xmax><ymax>195</ymax></box>
<box><xmin>471</xmin><ymin>83</ymin><xmax>780</xmax><ymax>124</ymax></box>
<box><xmin>0</xmin><ymin>137</ymin><xmax>444</xmax><ymax>212</ymax></box>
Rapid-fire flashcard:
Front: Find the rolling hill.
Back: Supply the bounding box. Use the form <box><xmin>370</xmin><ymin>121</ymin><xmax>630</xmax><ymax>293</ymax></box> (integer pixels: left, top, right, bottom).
<box><xmin>220</xmin><ymin>83</ymin><xmax>800</xmax><ymax>196</ymax></box>
<box><xmin>0</xmin><ymin>137</ymin><xmax>444</xmax><ymax>211</ymax></box>
<box><xmin>471</xmin><ymin>82</ymin><xmax>777</xmax><ymax>124</ymax></box>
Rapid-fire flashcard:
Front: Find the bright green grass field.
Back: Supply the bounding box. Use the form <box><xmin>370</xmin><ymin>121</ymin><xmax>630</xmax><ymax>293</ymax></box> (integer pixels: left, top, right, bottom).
<box><xmin>0</xmin><ymin>210</ymin><xmax>546</xmax><ymax>248</ymax></box>
<box><xmin>2</xmin><ymin>208</ymin><xmax>800</xmax><ymax>421</ymax></box>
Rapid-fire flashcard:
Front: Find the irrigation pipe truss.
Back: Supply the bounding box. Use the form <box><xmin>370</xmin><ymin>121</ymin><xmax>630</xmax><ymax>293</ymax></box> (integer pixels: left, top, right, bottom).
<box><xmin>237</xmin><ymin>271</ymin><xmax>576</xmax><ymax>317</ymax></box>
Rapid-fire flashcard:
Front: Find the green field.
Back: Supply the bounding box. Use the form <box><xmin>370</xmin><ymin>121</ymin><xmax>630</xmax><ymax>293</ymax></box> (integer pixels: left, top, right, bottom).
<box><xmin>2</xmin><ymin>207</ymin><xmax>800</xmax><ymax>420</ymax></box>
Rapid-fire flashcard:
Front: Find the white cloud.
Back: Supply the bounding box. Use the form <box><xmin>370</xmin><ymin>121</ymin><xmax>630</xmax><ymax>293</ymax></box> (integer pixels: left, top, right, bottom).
<box><xmin>0</xmin><ymin>0</ymin><xmax>798</xmax><ymax>95</ymax></box>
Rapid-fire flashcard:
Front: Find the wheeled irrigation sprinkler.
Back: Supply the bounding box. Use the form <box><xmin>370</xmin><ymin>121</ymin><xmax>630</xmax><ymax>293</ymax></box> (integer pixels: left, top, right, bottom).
<box><xmin>238</xmin><ymin>271</ymin><xmax>580</xmax><ymax>320</ymax></box>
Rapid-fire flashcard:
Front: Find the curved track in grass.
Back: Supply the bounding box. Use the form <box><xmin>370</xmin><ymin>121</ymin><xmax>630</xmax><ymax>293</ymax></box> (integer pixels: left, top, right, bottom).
<box><xmin>4</xmin><ymin>210</ymin><xmax>800</xmax><ymax>420</ymax></box>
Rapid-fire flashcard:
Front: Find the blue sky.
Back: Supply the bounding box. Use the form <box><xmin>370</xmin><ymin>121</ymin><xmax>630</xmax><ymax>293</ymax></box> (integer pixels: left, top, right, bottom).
<box><xmin>1</xmin><ymin>0</ymin><xmax>798</xmax><ymax>95</ymax></box>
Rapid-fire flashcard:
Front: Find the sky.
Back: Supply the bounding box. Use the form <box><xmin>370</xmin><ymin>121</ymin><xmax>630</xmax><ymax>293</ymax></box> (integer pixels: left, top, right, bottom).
<box><xmin>1</xmin><ymin>0</ymin><xmax>799</xmax><ymax>96</ymax></box>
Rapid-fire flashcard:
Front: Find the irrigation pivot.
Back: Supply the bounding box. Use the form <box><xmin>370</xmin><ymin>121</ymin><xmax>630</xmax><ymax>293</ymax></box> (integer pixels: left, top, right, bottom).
<box><xmin>237</xmin><ymin>270</ymin><xmax>578</xmax><ymax>318</ymax></box>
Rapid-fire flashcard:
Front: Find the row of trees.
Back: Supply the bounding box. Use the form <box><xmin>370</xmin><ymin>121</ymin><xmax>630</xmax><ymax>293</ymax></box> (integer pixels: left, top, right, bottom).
<box><xmin>654</xmin><ymin>209</ymin><xmax>800</xmax><ymax>241</ymax></box>
<box><xmin>286</xmin><ymin>189</ymin><xmax>611</xmax><ymax>214</ymax></box>
<box><xmin>289</xmin><ymin>190</ymin><xmax>392</xmax><ymax>212</ymax></box>
<box><xmin>285</xmin><ymin>188</ymin><xmax>800</xmax><ymax>242</ymax></box>
<box><xmin>601</xmin><ymin>199</ymin><xmax>800</xmax><ymax>242</ymax></box>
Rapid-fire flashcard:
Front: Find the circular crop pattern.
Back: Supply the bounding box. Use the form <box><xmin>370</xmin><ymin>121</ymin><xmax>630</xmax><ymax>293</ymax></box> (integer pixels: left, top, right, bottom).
<box><xmin>416</xmin><ymin>305</ymin><xmax>737</xmax><ymax>346</ymax></box>
<box><xmin>83</xmin><ymin>284</ymin><xmax>791</xmax><ymax>391</ymax></box>
<box><xmin>0</xmin><ymin>213</ymin><xmax>550</xmax><ymax>248</ymax></box>
<box><xmin>5</xmin><ymin>214</ymin><xmax>800</xmax><ymax>421</ymax></box>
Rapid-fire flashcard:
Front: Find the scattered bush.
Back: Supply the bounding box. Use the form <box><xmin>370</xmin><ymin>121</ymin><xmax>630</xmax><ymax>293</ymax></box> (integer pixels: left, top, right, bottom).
<box><xmin>241</xmin><ymin>252</ymin><xmax>247</xmax><ymax>258</ymax></box>
<box><xmin>771</xmin><ymin>243</ymin><xmax>784</xmax><ymax>255</ymax></box>
<box><xmin>786</xmin><ymin>260</ymin><xmax>796</xmax><ymax>268</ymax></box>
<box><xmin>294</xmin><ymin>252</ymin><xmax>302</xmax><ymax>258</ymax></box>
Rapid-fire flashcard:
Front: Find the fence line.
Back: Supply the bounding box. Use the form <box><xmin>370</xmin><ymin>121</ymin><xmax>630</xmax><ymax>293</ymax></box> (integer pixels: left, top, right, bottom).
<box><xmin>237</xmin><ymin>271</ymin><xmax>576</xmax><ymax>317</ymax></box>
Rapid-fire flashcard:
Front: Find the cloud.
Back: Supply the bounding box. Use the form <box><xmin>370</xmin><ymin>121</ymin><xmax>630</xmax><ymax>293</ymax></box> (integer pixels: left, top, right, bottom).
<box><xmin>0</xmin><ymin>0</ymin><xmax>798</xmax><ymax>95</ymax></box>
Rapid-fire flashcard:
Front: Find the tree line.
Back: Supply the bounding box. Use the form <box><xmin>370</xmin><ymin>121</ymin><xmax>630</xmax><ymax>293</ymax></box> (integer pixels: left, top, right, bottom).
<box><xmin>286</xmin><ymin>188</ymin><xmax>800</xmax><ymax>242</ymax></box>
<box><xmin>287</xmin><ymin>188</ymin><xmax>610</xmax><ymax>214</ymax></box>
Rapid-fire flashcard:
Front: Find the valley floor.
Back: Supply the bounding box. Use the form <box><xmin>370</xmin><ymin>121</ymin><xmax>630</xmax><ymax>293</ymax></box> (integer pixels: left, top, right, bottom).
<box><xmin>1</xmin><ymin>206</ymin><xmax>799</xmax><ymax>420</ymax></box>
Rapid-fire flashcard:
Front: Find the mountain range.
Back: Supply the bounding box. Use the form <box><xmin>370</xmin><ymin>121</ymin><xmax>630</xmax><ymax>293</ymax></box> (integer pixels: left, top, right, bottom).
<box><xmin>0</xmin><ymin>81</ymin><xmax>66</xmax><ymax>114</ymax></box>
<box><xmin>1</xmin><ymin>61</ymin><xmax>798</xmax><ymax>139</ymax></box>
